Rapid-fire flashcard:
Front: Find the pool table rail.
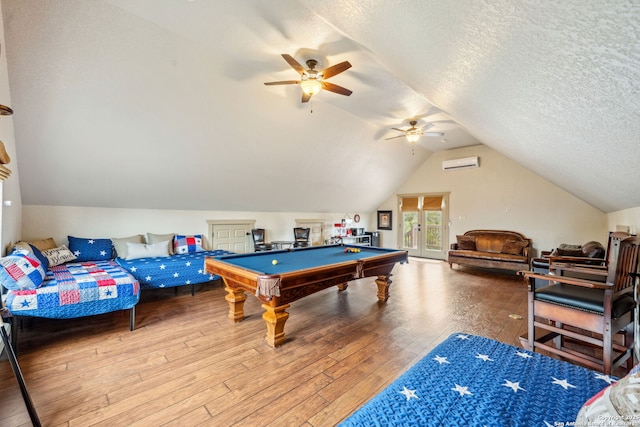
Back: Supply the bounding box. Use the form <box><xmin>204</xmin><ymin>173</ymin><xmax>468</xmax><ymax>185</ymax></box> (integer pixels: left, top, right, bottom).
<box><xmin>204</xmin><ymin>247</ymin><xmax>407</xmax><ymax>347</ymax></box>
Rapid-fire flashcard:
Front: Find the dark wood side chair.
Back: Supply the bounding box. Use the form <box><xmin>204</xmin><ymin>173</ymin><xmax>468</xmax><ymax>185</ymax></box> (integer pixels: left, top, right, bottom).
<box><xmin>520</xmin><ymin>236</ymin><xmax>640</xmax><ymax>375</ymax></box>
<box><xmin>251</xmin><ymin>228</ymin><xmax>273</xmax><ymax>252</ymax></box>
<box><xmin>293</xmin><ymin>227</ymin><xmax>311</xmax><ymax>248</ymax></box>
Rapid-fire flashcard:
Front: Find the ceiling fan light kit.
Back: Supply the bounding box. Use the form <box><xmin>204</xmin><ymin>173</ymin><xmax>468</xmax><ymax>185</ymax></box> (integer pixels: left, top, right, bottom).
<box><xmin>264</xmin><ymin>54</ymin><xmax>352</xmax><ymax>103</ymax></box>
<box><xmin>301</xmin><ymin>78</ymin><xmax>322</xmax><ymax>96</ymax></box>
<box><xmin>264</xmin><ymin>53</ymin><xmax>441</xmax><ymax>147</ymax></box>
<box><xmin>385</xmin><ymin>120</ymin><xmax>445</xmax><ymax>145</ymax></box>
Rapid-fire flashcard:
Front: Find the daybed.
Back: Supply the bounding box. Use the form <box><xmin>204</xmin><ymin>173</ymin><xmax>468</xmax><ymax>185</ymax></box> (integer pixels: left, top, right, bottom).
<box><xmin>340</xmin><ymin>333</ymin><xmax>639</xmax><ymax>426</ymax></box>
<box><xmin>1</xmin><ymin>238</ymin><xmax>141</xmax><ymax>348</ymax></box>
<box><xmin>1</xmin><ymin>233</ymin><xmax>231</xmax><ymax>347</ymax></box>
<box><xmin>448</xmin><ymin>229</ymin><xmax>531</xmax><ymax>272</ymax></box>
<box><xmin>79</xmin><ymin>233</ymin><xmax>232</xmax><ymax>294</ymax></box>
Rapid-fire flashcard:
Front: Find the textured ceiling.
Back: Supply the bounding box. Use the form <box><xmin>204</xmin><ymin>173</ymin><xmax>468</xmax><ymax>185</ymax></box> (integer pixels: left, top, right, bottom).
<box><xmin>2</xmin><ymin>0</ymin><xmax>639</xmax><ymax>213</ymax></box>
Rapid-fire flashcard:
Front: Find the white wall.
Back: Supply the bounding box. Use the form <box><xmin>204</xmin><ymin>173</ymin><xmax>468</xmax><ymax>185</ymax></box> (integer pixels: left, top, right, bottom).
<box><xmin>0</xmin><ymin>2</ymin><xmax>21</xmax><ymax>255</ymax></box>
<box><xmin>21</xmin><ymin>205</ymin><xmax>370</xmax><ymax>249</ymax></box>
<box><xmin>606</xmin><ymin>208</ymin><xmax>640</xmax><ymax>235</ymax></box>
<box><xmin>20</xmin><ymin>145</ymin><xmax>623</xmax><ymax>256</ymax></box>
<box><xmin>377</xmin><ymin>145</ymin><xmax>608</xmax><ymax>255</ymax></box>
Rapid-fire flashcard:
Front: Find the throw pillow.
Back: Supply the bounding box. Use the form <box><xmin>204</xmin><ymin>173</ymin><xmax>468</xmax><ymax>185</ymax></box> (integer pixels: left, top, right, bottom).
<box><xmin>111</xmin><ymin>235</ymin><xmax>145</xmax><ymax>259</ymax></box>
<box><xmin>42</xmin><ymin>245</ymin><xmax>77</xmax><ymax>266</ymax></box>
<box><xmin>581</xmin><ymin>241</ymin><xmax>605</xmax><ymax>258</ymax></box>
<box><xmin>147</xmin><ymin>232</ymin><xmax>176</xmax><ymax>255</ymax></box>
<box><xmin>556</xmin><ymin>243</ymin><xmax>583</xmax><ymax>257</ymax></box>
<box><xmin>502</xmin><ymin>239</ymin><xmax>528</xmax><ymax>255</ymax></box>
<box><xmin>456</xmin><ymin>235</ymin><xmax>476</xmax><ymax>251</ymax></box>
<box><xmin>125</xmin><ymin>241</ymin><xmax>171</xmax><ymax>260</ymax></box>
<box><xmin>0</xmin><ymin>250</ymin><xmax>46</xmax><ymax>290</ymax></box>
<box><xmin>68</xmin><ymin>236</ymin><xmax>113</xmax><ymax>261</ymax></box>
<box><xmin>14</xmin><ymin>237</ymin><xmax>57</xmax><ymax>253</ymax></box>
<box><xmin>24</xmin><ymin>237</ymin><xmax>57</xmax><ymax>251</ymax></box>
<box><xmin>173</xmin><ymin>234</ymin><xmax>204</xmax><ymax>254</ymax></box>
<box><xmin>28</xmin><ymin>244</ymin><xmax>50</xmax><ymax>271</ymax></box>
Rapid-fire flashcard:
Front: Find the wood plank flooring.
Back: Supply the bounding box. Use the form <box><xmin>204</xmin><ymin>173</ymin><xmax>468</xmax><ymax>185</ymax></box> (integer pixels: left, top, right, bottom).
<box><xmin>1</xmin><ymin>258</ymin><xmax>531</xmax><ymax>426</ymax></box>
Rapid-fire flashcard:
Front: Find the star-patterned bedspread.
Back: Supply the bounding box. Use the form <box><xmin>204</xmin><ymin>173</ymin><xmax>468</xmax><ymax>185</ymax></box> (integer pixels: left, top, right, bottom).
<box><xmin>5</xmin><ymin>260</ymin><xmax>140</xmax><ymax>319</ymax></box>
<box><xmin>115</xmin><ymin>250</ymin><xmax>232</xmax><ymax>289</ymax></box>
<box><xmin>339</xmin><ymin>333</ymin><xmax>616</xmax><ymax>427</ymax></box>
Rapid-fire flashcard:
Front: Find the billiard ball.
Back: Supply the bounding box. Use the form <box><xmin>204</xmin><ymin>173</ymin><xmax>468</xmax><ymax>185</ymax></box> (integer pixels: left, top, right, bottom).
<box><xmin>272</xmin><ymin>259</ymin><xmax>278</xmax><ymax>265</ymax></box>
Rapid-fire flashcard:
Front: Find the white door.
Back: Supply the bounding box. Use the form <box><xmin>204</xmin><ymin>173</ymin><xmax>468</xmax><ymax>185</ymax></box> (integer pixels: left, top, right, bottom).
<box><xmin>208</xmin><ymin>221</ymin><xmax>254</xmax><ymax>253</ymax></box>
<box><xmin>398</xmin><ymin>194</ymin><xmax>449</xmax><ymax>260</ymax></box>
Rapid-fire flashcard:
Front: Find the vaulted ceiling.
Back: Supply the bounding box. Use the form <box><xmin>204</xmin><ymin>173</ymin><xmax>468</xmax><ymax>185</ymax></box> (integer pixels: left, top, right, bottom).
<box><xmin>3</xmin><ymin>0</ymin><xmax>639</xmax><ymax>213</ymax></box>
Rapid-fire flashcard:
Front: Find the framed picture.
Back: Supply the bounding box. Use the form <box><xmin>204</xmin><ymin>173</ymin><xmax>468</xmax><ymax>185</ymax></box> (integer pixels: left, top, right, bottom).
<box><xmin>377</xmin><ymin>210</ymin><xmax>392</xmax><ymax>230</ymax></box>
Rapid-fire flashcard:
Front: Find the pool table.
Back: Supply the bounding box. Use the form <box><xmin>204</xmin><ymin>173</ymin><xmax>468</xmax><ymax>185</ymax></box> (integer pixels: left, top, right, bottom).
<box><xmin>205</xmin><ymin>244</ymin><xmax>408</xmax><ymax>347</ymax></box>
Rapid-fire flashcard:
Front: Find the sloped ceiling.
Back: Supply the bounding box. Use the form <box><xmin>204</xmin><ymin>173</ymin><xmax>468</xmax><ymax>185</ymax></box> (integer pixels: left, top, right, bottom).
<box><xmin>2</xmin><ymin>0</ymin><xmax>639</xmax><ymax>214</ymax></box>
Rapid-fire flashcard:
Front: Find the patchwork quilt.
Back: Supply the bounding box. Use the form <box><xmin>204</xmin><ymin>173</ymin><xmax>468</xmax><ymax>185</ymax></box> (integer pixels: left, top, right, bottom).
<box><xmin>115</xmin><ymin>250</ymin><xmax>232</xmax><ymax>289</ymax></box>
<box><xmin>5</xmin><ymin>260</ymin><xmax>140</xmax><ymax>319</ymax></box>
<box><xmin>340</xmin><ymin>333</ymin><xmax>617</xmax><ymax>427</ymax></box>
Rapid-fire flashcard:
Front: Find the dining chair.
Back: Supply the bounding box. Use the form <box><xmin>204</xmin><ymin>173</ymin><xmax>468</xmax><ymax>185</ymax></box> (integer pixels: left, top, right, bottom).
<box><xmin>293</xmin><ymin>227</ymin><xmax>311</xmax><ymax>248</ymax></box>
<box><xmin>251</xmin><ymin>229</ymin><xmax>273</xmax><ymax>252</ymax></box>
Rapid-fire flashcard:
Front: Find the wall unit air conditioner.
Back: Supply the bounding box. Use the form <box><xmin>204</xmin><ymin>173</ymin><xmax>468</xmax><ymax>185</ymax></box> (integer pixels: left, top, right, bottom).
<box><xmin>441</xmin><ymin>156</ymin><xmax>479</xmax><ymax>171</ymax></box>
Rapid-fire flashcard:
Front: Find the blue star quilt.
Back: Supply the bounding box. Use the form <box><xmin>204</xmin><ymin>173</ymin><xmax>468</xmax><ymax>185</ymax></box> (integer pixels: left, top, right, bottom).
<box><xmin>340</xmin><ymin>333</ymin><xmax>615</xmax><ymax>427</ymax></box>
<box><xmin>5</xmin><ymin>260</ymin><xmax>140</xmax><ymax>319</ymax></box>
<box><xmin>115</xmin><ymin>250</ymin><xmax>232</xmax><ymax>289</ymax></box>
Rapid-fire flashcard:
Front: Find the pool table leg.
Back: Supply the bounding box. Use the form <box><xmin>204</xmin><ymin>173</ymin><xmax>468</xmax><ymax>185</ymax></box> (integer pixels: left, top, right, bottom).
<box><xmin>262</xmin><ymin>303</ymin><xmax>290</xmax><ymax>347</ymax></box>
<box><xmin>375</xmin><ymin>275</ymin><xmax>392</xmax><ymax>301</ymax></box>
<box><xmin>225</xmin><ymin>285</ymin><xmax>247</xmax><ymax>322</ymax></box>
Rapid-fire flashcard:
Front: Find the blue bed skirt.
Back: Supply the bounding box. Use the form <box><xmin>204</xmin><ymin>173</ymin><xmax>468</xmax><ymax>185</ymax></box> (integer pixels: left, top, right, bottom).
<box><xmin>340</xmin><ymin>333</ymin><xmax>615</xmax><ymax>426</ymax></box>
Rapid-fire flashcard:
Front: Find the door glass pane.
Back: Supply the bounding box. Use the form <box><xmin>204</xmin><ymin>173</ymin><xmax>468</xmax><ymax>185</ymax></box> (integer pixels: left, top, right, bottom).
<box><xmin>402</xmin><ymin>211</ymin><xmax>419</xmax><ymax>250</ymax></box>
<box><xmin>424</xmin><ymin>210</ymin><xmax>442</xmax><ymax>251</ymax></box>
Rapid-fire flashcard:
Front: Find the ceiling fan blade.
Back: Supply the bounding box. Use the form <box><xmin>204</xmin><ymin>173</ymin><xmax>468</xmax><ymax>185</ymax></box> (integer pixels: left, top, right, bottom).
<box><xmin>281</xmin><ymin>54</ymin><xmax>306</xmax><ymax>75</ymax></box>
<box><xmin>421</xmin><ymin>123</ymin><xmax>435</xmax><ymax>130</ymax></box>
<box><xmin>424</xmin><ymin>132</ymin><xmax>445</xmax><ymax>137</ymax></box>
<box><xmin>384</xmin><ymin>135</ymin><xmax>406</xmax><ymax>140</ymax></box>
<box><xmin>391</xmin><ymin>127</ymin><xmax>407</xmax><ymax>133</ymax></box>
<box><xmin>321</xmin><ymin>61</ymin><xmax>352</xmax><ymax>79</ymax></box>
<box><xmin>321</xmin><ymin>81</ymin><xmax>352</xmax><ymax>96</ymax></box>
<box><xmin>264</xmin><ymin>80</ymin><xmax>301</xmax><ymax>86</ymax></box>
<box><xmin>301</xmin><ymin>92</ymin><xmax>312</xmax><ymax>103</ymax></box>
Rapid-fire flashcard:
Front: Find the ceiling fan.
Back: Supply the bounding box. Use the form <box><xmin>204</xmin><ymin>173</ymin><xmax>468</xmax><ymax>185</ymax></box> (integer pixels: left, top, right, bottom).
<box><xmin>385</xmin><ymin>120</ymin><xmax>444</xmax><ymax>144</ymax></box>
<box><xmin>264</xmin><ymin>54</ymin><xmax>353</xmax><ymax>103</ymax></box>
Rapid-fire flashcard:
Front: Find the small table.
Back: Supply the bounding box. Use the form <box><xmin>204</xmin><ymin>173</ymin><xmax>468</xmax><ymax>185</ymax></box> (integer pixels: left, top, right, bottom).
<box><xmin>205</xmin><ymin>244</ymin><xmax>408</xmax><ymax>347</ymax></box>
<box><xmin>270</xmin><ymin>240</ymin><xmax>294</xmax><ymax>249</ymax></box>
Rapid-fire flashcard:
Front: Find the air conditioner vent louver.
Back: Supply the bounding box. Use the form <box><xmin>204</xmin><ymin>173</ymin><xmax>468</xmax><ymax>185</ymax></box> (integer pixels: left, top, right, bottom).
<box><xmin>442</xmin><ymin>156</ymin><xmax>479</xmax><ymax>171</ymax></box>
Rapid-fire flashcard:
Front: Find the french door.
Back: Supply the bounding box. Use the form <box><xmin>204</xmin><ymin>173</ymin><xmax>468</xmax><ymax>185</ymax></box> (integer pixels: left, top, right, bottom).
<box><xmin>399</xmin><ymin>194</ymin><xmax>449</xmax><ymax>260</ymax></box>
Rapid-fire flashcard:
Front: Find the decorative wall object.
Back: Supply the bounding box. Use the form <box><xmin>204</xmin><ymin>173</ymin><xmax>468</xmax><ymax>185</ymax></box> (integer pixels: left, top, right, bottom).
<box><xmin>377</xmin><ymin>210</ymin><xmax>392</xmax><ymax>230</ymax></box>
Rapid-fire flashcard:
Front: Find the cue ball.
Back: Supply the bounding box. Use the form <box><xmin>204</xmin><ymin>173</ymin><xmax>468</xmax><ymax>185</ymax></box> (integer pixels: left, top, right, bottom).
<box><xmin>272</xmin><ymin>259</ymin><xmax>278</xmax><ymax>265</ymax></box>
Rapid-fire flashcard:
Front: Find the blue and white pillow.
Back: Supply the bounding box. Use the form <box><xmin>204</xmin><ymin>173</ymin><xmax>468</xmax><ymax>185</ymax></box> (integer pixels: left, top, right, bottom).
<box><xmin>0</xmin><ymin>249</ymin><xmax>46</xmax><ymax>290</ymax></box>
<box><xmin>173</xmin><ymin>234</ymin><xmax>204</xmax><ymax>254</ymax></box>
<box><xmin>28</xmin><ymin>243</ymin><xmax>50</xmax><ymax>271</ymax></box>
<box><xmin>68</xmin><ymin>236</ymin><xmax>113</xmax><ymax>261</ymax></box>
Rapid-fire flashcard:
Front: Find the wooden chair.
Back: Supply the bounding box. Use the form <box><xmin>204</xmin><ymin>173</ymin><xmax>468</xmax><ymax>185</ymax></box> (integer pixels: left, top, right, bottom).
<box><xmin>520</xmin><ymin>236</ymin><xmax>640</xmax><ymax>375</ymax></box>
<box><xmin>293</xmin><ymin>227</ymin><xmax>310</xmax><ymax>248</ymax></box>
<box><xmin>251</xmin><ymin>229</ymin><xmax>273</xmax><ymax>252</ymax></box>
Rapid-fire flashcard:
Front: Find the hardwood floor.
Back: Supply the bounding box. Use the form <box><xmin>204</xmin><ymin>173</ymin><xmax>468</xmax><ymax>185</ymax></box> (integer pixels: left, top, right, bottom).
<box><xmin>1</xmin><ymin>258</ymin><xmax>530</xmax><ymax>426</ymax></box>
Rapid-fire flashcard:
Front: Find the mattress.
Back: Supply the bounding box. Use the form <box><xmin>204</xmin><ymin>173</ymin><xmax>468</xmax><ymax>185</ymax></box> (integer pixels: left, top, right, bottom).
<box><xmin>5</xmin><ymin>260</ymin><xmax>140</xmax><ymax>319</ymax></box>
<box><xmin>340</xmin><ymin>333</ymin><xmax>616</xmax><ymax>427</ymax></box>
<box><xmin>115</xmin><ymin>250</ymin><xmax>232</xmax><ymax>289</ymax></box>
